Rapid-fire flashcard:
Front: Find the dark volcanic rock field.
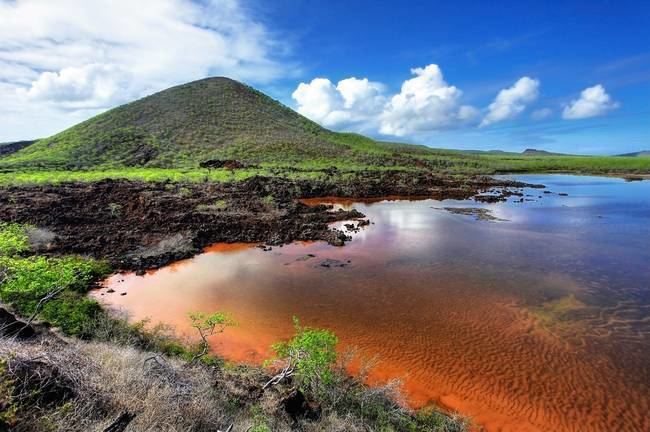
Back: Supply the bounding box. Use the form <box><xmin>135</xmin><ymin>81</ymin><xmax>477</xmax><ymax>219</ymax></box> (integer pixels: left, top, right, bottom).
<box><xmin>0</xmin><ymin>172</ymin><xmax>537</xmax><ymax>271</ymax></box>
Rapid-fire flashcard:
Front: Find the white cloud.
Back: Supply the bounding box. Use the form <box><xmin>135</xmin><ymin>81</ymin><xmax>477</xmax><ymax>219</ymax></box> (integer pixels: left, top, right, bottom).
<box><xmin>480</xmin><ymin>77</ymin><xmax>540</xmax><ymax>127</ymax></box>
<box><xmin>337</xmin><ymin>78</ymin><xmax>385</xmax><ymax>110</ymax></box>
<box><xmin>292</xmin><ymin>78</ymin><xmax>345</xmax><ymax>126</ymax></box>
<box><xmin>531</xmin><ymin>107</ymin><xmax>553</xmax><ymax>120</ymax></box>
<box><xmin>0</xmin><ymin>0</ymin><xmax>291</xmax><ymax>140</ymax></box>
<box><xmin>23</xmin><ymin>64</ymin><xmax>132</xmax><ymax>109</ymax></box>
<box><xmin>292</xmin><ymin>64</ymin><xmax>479</xmax><ymax>137</ymax></box>
<box><xmin>380</xmin><ymin>64</ymin><xmax>478</xmax><ymax>136</ymax></box>
<box><xmin>291</xmin><ymin>77</ymin><xmax>386</xmax><ymax>129</ymax></box>
<box><xmin>562</xmin><ymin>84</ymin><xmax>619</xmax><ymax>119</ymax></box>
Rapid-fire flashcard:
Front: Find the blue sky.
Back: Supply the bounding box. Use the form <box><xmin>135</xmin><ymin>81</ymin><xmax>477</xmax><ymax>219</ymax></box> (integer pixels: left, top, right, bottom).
<box><xmin>1</xmin><ymin>0</ymin><xmax>648</xmax><ymax>154</ymax></box>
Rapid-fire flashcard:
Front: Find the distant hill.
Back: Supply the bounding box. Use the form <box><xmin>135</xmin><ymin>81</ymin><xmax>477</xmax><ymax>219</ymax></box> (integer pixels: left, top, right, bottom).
<box><xmin>0</xmin><ymin>77</ymin><xmax>432</xmax><ymax>170</ymax></box>
<box><xmin>461</xmin><ymin>150</ymin><xmax>516</xmax><ymax>155</ymax></box>
<box><xmin>616</xmin><ymin>150</ymin><xmax>650</xmax><ymax>157</ymax></box>
<box><xmin>0</xmin><ymin>140</ymin><xmax>37</xmax><ymax>156</ymax></box>
<box><xmin>462</xmin><ymin>149</ymin><xmax>571</xmax><ymax>156</ymax></box>
<box><xmin>521</xmin><ymin>148</ymin><xmax>568</xmax><ymax>156</ymax></box>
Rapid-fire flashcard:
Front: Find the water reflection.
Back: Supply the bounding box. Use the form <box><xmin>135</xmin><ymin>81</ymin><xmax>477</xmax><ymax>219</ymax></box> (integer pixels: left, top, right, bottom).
<box><xmin>96</xmin><ymin>175</ymin><xmax>650</xmax><ymax>432</ymax></box>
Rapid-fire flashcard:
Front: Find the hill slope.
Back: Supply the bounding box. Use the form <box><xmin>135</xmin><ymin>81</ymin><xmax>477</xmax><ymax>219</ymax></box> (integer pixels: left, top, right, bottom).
<box><xmin>1</xmin><ymin>77</ymin><xmax>428</xmax><ymax>170</ymax></box>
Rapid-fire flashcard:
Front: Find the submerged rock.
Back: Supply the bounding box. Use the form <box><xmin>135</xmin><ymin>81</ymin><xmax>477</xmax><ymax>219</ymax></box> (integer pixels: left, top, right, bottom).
<box><xmin>318</xmin><ymin>258</ymin><xmax>348</xmax><ymax>268</ymax></box>
<box><xmin>440</xmin><ymin>207</ymin><xmax>508</xmax><ymax>222</ymax></box>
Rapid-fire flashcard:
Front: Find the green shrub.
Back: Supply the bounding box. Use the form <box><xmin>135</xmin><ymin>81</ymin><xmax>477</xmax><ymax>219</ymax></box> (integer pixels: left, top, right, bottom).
<box><xmin>0</xmin><ymin>254</ymin><xmax>110</xmax><ymax>336</ymax></box>
<box><xmin>86</xmin><ymin>314</ymin><xmax>196</xmax><ymax>360</ymax></box>
<box><xmin>270</xmin><ymin>317</ymin><xmax>338</xmax><ymax>396</ymax></box>
<box><xmin>0</xmin><ymin>223</ymin><xmax>30</xmax><ymax>256</ymax></box>
<box><xmin>188</xmin><ymin>311</ymin><xmax>235</xmax><ymax>364</ymax></box>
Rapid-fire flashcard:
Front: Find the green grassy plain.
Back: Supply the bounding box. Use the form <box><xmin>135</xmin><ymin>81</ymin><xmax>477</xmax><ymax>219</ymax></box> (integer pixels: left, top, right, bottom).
<box><xmin>1</xmin><ymin>152</ymin><xmax>648</xmax><ymax>186</ymax></box>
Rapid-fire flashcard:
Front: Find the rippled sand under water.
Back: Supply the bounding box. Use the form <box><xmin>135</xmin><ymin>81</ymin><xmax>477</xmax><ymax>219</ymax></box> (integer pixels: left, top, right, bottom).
<box><xmin>96</xmin><ymin>175</ymin><xmax>650</xmax><ymax>432</ymax></box>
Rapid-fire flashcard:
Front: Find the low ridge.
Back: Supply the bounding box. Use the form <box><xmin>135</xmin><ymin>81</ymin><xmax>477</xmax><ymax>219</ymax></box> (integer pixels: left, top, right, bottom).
<box><xmin>617</xmin><ymin>150</ymin><xmax>650</xmax><ymax>157</ymax></box>
<box><xmin>521</xmin><ymin>148</ymin><xmax>568</xmax><ymax>156</ymax></box>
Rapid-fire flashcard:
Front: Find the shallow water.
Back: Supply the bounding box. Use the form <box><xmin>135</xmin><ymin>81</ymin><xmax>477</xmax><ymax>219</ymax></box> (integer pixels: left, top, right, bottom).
<box><xmin>96</xmin><ymin>175</ymin><xmax>650</xmax><ymax>432</ymax></box>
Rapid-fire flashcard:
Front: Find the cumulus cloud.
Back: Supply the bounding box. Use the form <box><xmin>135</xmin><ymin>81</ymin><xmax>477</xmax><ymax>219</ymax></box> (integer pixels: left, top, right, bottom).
<box><xmin>380</xmin><ymin>65</ymin><xmax>479</xmax><ymax>136</ymax></box>
<box><xmin>292</xmin><ymin>78</ymin><xmax>345</xmax><ymax>126</ymax></box>
<box><xmin>292</xmin><ymin>64</ymin><xmax>479</xmax><ymax>136</ymax></box>
<box><xmin>23</xmin><ymin>64</ymin><xmax>132</xmax><ymax>109</ymax></box>
<box><xmin>0</xmin><ymin>0</ymin><xmax>290</xmax><ymax>140</ymax></box>
<box><xmin>480</xmin><ymin>77</ymin><xmax>540</xmax><ymax>127</ymax></box>
<box><xmin>337</xmin><ymin>78</ymin><xmax>386</xmax><ymax>110</ymax></box>
<box><xmin>292</xmin><ymin>77</ymin><xmax>385</xmax><ymax>129</ymax></box>
<box><xmin>562</xmin><ymin>84</ymin><xmax>619</xmax><ymax>119</ymax></box>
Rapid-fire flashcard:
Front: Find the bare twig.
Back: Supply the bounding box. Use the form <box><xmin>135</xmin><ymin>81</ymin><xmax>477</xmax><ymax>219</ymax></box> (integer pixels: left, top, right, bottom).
<box><xmin>142</xmin><ymin>354</ymin><xmax>168</xmax><ymax>371</ymax></box>
<box><xmin>262</xmin><ymin>348</ymin><xmax>304</xmax><ymax>390</ymax></box>
<box><xmin>10</xmin><ymin>286</ymin><xmax>64</xmax><ymax>340</ymax></box>
<box><xmin>263</xmin><ymin>363</ymin><xmax>295</xmax><ymax>389</ymax></box>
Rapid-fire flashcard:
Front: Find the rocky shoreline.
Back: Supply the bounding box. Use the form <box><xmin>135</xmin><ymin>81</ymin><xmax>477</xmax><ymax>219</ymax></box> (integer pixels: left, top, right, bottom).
<box><xmin>0</xmin><ymin>171</ymin><xmax>540</xmax><ymax>272</ymax></box>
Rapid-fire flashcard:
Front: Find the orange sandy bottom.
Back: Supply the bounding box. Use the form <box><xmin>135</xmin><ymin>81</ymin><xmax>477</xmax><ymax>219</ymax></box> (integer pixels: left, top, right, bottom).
<box><xmin>95</xmin><ymin>238</ymin><xmax>649</xmax><ymax>432</ymax></box>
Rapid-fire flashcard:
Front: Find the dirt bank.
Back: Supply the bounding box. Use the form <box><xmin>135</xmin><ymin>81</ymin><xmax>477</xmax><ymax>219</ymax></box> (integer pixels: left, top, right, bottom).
<box><xmin>0</xmin><ymin>172</ymin><xmax>538</xmax><ymax>271</ymax></box>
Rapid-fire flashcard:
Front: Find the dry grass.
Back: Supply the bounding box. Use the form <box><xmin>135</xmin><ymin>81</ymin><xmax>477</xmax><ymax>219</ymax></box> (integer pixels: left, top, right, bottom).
<box><xmin>1</xmin><ymin>332</ymin><xmax>468</xmax><ymax>432</ymax></box>
<box><xmin>0</xmin><ymin>335</ymin><xmax>278</xmax><ymax>431</ymax></box>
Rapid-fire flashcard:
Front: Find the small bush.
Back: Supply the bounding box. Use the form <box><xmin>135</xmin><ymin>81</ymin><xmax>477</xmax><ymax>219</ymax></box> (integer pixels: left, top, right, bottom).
<box><xmin>0</xmin><ymin>223</ymin><xmax>30</xmax><ymax>256</ymax></box>
<box><xmin>270</xmin><ymin>317</ymin><xmax>338</xmax><ymax>397</ymax></box>
<box><xmin>0</xmin><ymin>254</ymin><xmax>110</xmax><ymax>336</ymax></box>
<box><xmin>188</xmin><ymin>311</ymin><xmax>235</xmax><ymax>363</ymax></box>
<box><xmin>177</xmin><ymin>186</ymin><xmax>192</xmax><ymax>197</ymax></box>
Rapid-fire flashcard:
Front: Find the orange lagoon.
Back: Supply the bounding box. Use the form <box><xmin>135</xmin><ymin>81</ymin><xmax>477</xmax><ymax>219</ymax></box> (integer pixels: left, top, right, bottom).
<box><xmin>95</xmin><ymin>175</ymin><xmax>650</xmax><ymax>432</ymax></box>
